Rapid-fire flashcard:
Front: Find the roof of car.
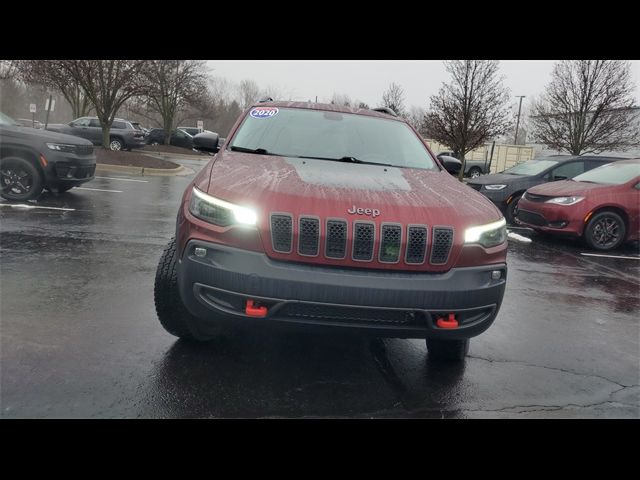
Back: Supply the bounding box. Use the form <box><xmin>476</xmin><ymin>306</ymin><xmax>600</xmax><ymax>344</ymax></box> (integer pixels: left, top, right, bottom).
<box><xmin>248</xmin><ymin>101</ymin><xmax>404</xmax><ymax>120</ymax></box>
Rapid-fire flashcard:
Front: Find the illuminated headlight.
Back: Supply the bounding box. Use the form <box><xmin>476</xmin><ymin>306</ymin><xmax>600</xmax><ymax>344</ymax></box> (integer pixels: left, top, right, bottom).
<box><xmin>545</xmin><ymin>196</ymin><xmax>584</xmax><ymax>206</ymax></box>
<box><xmin>46</xmin><ymin>143</ymin><xmax>76</xmax><ymax>153</ymax></box>
<box><xmin>484</xmin><ymin>184</ymin><xmax>507</xmax><ymax>190</ymax></box>
<box><xmin>464</xmin><ymin>218</ymin><xmax>507</xmax><ymax>248</ymax></box>
<box><xmin>189</xmin><ymin>187</ymin><xmax>257</xmax><ymax>227</ymax></box>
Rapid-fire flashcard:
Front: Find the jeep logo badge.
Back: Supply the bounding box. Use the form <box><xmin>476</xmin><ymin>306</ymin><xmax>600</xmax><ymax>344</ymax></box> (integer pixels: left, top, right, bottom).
<box><xmin>347</xmin><ymin>205</ymin><xmax>381</xmax><ymax>218</ymax></box>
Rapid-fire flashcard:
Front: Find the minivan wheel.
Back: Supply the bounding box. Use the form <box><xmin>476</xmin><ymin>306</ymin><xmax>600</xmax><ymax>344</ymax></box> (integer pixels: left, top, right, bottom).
<box><xmin>468</xmin><ymin>167</ymin><xmax>482</xmax><ymax>178</ymax></box>
<box><xmin>426</xmin><ymin>338</ymin><xmax>470</xmax><ymax>361</ymax></box>
<box><xmin>109</xmin><ymin>138</ymin><xmax>123</xmax><ymax>151</ymax></box>
<box><xmin>154</xmin><ymin>238</ymin><xmax>211</xmax><ymax>341</ymax></box>
<box><xmin>0</xmin><ymin>156</ymin><xmax>44</xmax><ymax>201</ymax></box>
<box><xmin>584</xmin><ymin>211</ymin><xmax>626</xmax><ymax>251</ymax></box>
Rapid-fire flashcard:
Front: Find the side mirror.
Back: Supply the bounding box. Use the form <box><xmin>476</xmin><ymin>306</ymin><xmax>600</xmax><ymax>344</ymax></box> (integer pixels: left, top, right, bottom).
<box><xmin>439</xmin><ymin>155</ymin><xmax>462</xmax><ymax>175</ymax></box>
<box><xmin>192</xmin><ymin>131</ymin><xmax>220</xmax><ymax>153</ymax></box>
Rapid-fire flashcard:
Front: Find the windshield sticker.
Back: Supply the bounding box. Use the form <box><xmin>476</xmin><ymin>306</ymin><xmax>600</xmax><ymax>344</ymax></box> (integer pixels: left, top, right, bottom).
<box><xmin>250</xmin><ymin>107</ymin><xmax>279</xmax><ymax>119</ymax></box>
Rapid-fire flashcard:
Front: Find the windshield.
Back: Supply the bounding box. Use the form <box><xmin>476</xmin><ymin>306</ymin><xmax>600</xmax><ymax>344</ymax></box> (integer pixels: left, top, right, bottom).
<box><xmin>0</xmin><ymin>111</ymin><xmax>20</xmax><ymax>126</ymax></box>
<box><xmin>229</xmin><ymin>107</ymin><xmax>438</xmax><ymax>170</ymax></box>
<box><xmin>502</xmin><ymin>159</ymin><xmax>559</xmax><ymax>175</ymax></box>
<box><xmin>573</xmin><ymin>161</ymin><xmax>640</xmax><ymax>185</ymax></box>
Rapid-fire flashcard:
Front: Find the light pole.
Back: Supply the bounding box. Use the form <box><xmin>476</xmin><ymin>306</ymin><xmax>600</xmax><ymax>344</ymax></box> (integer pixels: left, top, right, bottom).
<box><xmin>514</xmin><ymin>95</ymin><xmax>526</xmax><ymax>145</ymax></box>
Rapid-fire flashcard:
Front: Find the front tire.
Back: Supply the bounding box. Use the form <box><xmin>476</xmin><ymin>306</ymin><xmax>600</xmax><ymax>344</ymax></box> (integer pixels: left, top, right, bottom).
<box><xmin>468</xmin><ymin>167</ymin><xmax>482</xmax><ymax>179</ymax></box>
<box><xmin>426</xmin><ymin>338</ymin><xmax>469</xmax><ymax>361</ymax></box>
<box><xmin>506</xmin><ymin>194</ymin><xmax>522</xmax><ymax>225</ymax></box>
<box><xmin>584</xmin><ymin>211</ymin><xmax>626</xmax><ymax>251</ymax></box>
<box><xmin>154</xmin><ymin>238</ymin><xmax>203</xmax><ymax>341</ymax></box>
<box><xmin>0</xmin><ymin>156</ymin><xmax>44</xmax><ymax>201</ymax></box>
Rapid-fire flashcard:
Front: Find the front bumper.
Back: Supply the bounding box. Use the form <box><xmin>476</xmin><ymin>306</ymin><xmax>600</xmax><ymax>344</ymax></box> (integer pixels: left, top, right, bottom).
<box><xmin>516</xmin><ymin>199</ymin><xmax>585</xmax><ymax>236</ymax></box>
<box><xmin>177</xmin><ymin>239</ymin><xmax>507</xmax><ymax>339</ymax></box>
<box><xmin>42</xmin><ymin>150</ymin><xmax>96</xmax><ymax>188</ymax></box>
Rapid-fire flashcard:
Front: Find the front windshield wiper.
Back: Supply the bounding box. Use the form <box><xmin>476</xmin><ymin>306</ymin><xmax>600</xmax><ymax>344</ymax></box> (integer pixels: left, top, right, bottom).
<box><xmin>297</xmin><ymin>155</ymin><xmax>394</xmax><ymax>167</ymax></box>
<box><xmin>229</xmin><ymin>145</ymin><xmax>279</xmax><ymax>155</ymax></box>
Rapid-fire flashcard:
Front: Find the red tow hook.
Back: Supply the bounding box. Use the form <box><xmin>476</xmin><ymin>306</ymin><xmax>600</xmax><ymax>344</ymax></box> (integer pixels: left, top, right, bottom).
<box><xmin>436</xmin><ymin>313</ymin><xmax>459</xmax><ymax>329</ymax></box>
<box><xmin>245</xmin><ymin>299</ymin><xmax>268</xmax><ymax>318</ymax></box>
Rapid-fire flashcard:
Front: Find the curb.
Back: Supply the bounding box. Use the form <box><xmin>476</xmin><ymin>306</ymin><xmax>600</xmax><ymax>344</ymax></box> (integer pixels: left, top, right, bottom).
<box><xmin>96</xmin><ymin>163</ymin><xmax>192</xmax><ymax>176</ymax></box>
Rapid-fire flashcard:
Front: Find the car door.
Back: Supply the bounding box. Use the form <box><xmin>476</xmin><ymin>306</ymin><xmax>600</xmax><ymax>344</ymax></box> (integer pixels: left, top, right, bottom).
<box><xmin>173</xmin><ymin>129</ymin><xmax>191</xmax><ymax>148</ymax></box>
<box><xmin>88</xmin><ymin>118</ymin><xmax>104</xmax><ymax>144</ymax></box>
<box><xmin>547</xmin><ymin>160</ymin><xmax>587</xmax><ymax>181</ymax></box>
<box><xmin>68</xmin><ymin>117</ymin><xmax>93</xmax><ymax>140</ymax></box>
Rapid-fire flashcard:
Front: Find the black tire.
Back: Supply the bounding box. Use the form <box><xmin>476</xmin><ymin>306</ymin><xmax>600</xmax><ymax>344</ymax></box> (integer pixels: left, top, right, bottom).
<box><xmin>426</xmin><ymin>338</ymin><xmax>470</xmax><ymax>361</ymax></box>
<box><xmin>584</xmin><ymin>211</ymin><xmax>626</xmax><ymax>251</ymax></box>
<box><xmin>109</xmin><ymin>137</ymin><xmax>123</xmax><ymax>151</ymax></box>
<box><xmin>506</xmin><ymin>194</ymin><xmax>522</xmax><ymax>225</ymax></box>
<box><xmin>0</xmin><ymin>156</ymin><xmax>44</xmax><ymax>201</ymax></box>
<box><xmin>154</xmin><ymin>238</ymin><xmax>203</xmax><ymax>341</ymax></box>
<box><xmin>468</xmin><ymin>167</ymin><xmax>482</xmax><ymax>179</ymax></box>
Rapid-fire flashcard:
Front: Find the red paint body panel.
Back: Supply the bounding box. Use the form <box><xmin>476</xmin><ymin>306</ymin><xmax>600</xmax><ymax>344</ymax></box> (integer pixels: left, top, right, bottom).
<box><xmin>518</xmin><ymin>173</ymin><xmax>640</xmax><ymax>240</ymax></box>
<box><xmin>177</xmin><ymin>102</ymin><xmax>508</xmax><ymax>272</ymax></box>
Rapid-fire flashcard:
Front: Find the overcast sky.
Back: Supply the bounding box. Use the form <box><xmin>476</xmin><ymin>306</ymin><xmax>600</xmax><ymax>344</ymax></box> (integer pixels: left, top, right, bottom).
<box><xmin>206</xmin><ymin>60</ymin><xmax>640</xmax><ymax>111</ymax></box>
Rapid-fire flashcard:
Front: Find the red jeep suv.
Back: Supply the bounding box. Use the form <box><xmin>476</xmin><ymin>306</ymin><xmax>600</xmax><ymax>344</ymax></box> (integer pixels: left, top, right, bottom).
<box><xmin>154</xmin><ymin>102</ymin><xmax>508</xmax><ymax>360</ymax></box>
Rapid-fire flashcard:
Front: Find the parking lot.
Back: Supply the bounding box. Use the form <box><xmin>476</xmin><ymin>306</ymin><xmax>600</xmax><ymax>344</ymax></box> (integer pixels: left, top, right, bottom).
<box><xmin>1</xmin><ymin>155</ymin><xmax>638</xmax><ymax>418</ymax></box>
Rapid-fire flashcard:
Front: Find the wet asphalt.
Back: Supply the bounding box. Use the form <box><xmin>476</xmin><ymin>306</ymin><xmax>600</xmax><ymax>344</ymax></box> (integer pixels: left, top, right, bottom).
<box><xmin>1</xmin><ymin>156</ymin><xmax>639</xmax><ymax>418</ymax></box>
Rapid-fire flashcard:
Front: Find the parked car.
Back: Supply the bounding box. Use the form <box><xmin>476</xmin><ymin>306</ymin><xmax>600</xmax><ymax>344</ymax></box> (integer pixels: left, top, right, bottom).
<box><xmin>146</xmin><ymin>128</ymin><xmax>194</xmax><ymax>149</ymax></box>
<box><xmin>153</xmin><ymin>101</ymin><xmax>508</xmax><ymax>361</ymax></box>
<box><xmin>16</xmin><ymin>118</ymin><xmax>44</xmax><ymax>129</ymax></box>
<box><xmin>46</xmin><ymin>117</ymin><xmax>146</xmax><ymax>151</ymax></box>
<box><xmin>466</xmin><ymin>155</ymin><xmax>626</xmax><ymax>224</ymax></box>
<box><xmin>178</xmin><ymin>126</ymin><xmax>203</xmax><ymax>137</ymax></box>
<box><xmin>437</xmin><ymin>151</ymin><xmax>488</xmax><ymax>178</ymax></box>
<box><xmin>516</xmin><ymin>159</ymin><xmax>640</xmax><ymax>251</ymax></box>
<box><xmin>131</xmin><ymin>122</ymin><xmax>149</xmax><ymax>136</ymax></box>
<box><xmin>0</xmin><ymin>111</ymin><xmax>96</xmax><ymax>201</ymax></box>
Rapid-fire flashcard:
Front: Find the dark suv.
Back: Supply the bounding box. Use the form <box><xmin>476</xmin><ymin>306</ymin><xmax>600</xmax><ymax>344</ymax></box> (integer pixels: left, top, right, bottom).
<box><xmin>146</xmin><ymin>128</ymin><xmax>194</xmax><ymax>149</ymax></box>
<box><xmin>467</xmin><ymin>155</ymin><xmax>626</xmax><ymax>223</ymax></box>
<box><xmin>154</xmin><ymin>102</ymin><xmax>509</xmax><ymax>361</ymax></box>
<box><xmin>46</xmin><ymin>117</ymin><xmax>146</xmax><ymax>151</ymax></box>
<box><xmin>1</xmin><ymin>111</ymin><xmax>96</xmax><ymax>200</ymax></box>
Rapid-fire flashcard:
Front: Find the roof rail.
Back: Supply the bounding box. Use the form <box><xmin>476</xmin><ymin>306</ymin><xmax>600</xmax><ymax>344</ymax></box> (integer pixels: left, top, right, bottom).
<box><xmin>258</xmin><ymin>96</ymin><xmax>273</xmax><ymax>103</ymax></box>
<box><xmin>372</xmin><ymin>107</ymin><xmax>397</xmax><ymax>117</ymax></box>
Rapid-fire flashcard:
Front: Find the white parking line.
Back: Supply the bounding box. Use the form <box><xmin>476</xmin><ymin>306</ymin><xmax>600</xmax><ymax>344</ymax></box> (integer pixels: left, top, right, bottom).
<box><xmin>75</xmin><ymin>187</ymin><xmax>123</xmax><ymax>193</ymax></box>
<box><xmin>580</xmin><ymin>253</ymin><xmax>640</xmax><ymax>260</ymax></box>
<box><xmin>0</xmin><ymin>203</ymin><xmax>75</xmax><ymax>211</ymax></box>
<box><xmin>94</xmin><ymin>176</ymin><xmax>148</xmax><ymax>183</ymax></box>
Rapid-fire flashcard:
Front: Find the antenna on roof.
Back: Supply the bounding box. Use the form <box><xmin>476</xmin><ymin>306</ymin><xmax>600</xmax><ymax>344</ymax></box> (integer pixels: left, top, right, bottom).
<box><xmin>258</xmin><ymin>96</ymin><xmax>273</xmax><ymax>103</ymax></box>
<box><xmin>372</xmin><ymin>107</ymin><xmax>397</xmax><ymax>117</ymax></box>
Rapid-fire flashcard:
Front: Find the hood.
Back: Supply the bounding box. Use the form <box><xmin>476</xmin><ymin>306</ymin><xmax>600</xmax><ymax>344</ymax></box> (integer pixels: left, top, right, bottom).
<box><xmin>528</xmin><ymin>179</ymin><xmax>613</xmax><ymax>196</ymax></box>
<box><xmin>467</xmin><ymin>173</ymin><xmax>529</xmax><ymax>185</ymax></box>
<box><xmin>204</xmin><ymin>151</ymin><xmax>504</xmax><ymax>270</ymax></box>
<box><xmin>2</xmin><ymin>124</ymin><xmax>92</xmax><ymax>145</ymax></box>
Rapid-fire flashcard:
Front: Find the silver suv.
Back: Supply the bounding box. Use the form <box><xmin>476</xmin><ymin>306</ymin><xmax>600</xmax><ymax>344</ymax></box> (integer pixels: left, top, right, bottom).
<box><xmin>46</xmin><ymin>117</ymin><xmax>146</xmax><ymax>151</ymax></box>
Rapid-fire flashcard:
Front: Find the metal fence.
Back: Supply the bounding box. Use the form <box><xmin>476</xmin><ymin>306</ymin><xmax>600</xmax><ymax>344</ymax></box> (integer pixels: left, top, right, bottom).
<box><xmin>425</xmin><ymin>139</ymin><xmax>535</xmax><ymax>173</ymax></box>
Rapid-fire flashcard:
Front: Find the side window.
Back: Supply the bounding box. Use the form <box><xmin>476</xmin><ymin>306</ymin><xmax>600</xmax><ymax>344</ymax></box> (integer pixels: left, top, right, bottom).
<box><xmin>550</xmin><ymin>161</ymin><xmax>586</xmax><ymax>180</ymax></box>
<box><xmin>175</xmin><ymin>129</ymin><xmax>187</xmax><ymax>138</ymax></box>
<box><xmin>111</xmin><ymin>121</ymin><xmax>126</xmax><ymax>129</ymax></box>
<box><xmin>89</xmin><ymin>119</ymin><xmax>101</xmax><ymax>127</ymax></box>
<box><xmin>74</xmin><ymin>118</ymin><xmax>91</xmax><ymax>127</ymax></box>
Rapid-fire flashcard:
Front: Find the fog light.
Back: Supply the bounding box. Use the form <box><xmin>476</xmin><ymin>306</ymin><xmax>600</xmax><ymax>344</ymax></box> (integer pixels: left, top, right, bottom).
<box><xmin>491</xmin><ymin>270</ymin><xmax>502</xmax><ymax>280</ymax></box>
<box><xmin>194</xmin><ymin>247</ymin><xmax>207</xmax><ymax>257</ymax></box>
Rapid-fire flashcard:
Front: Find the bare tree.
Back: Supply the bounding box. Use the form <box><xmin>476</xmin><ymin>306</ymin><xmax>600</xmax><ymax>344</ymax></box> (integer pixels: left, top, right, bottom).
<box><xmin>424</xmin><ymin>60</ymin><xmax>511</xmax><ymax>180</ymax></box>
<box><xmin>330</xmin><ymin>93</ymin><xmax>352</xmax><ymax>106</ymax></box>
<box><xmin>380</xmin><ymin>82</ymin><xmax>406</xmax><ymax>117</ymax></box>
<box><xmin>0</xmin><ymin>60</ymin><xmax>18</xmax><ymax>80</ymax></box>
<box><xmin>531</xmin><ymin>60</ymin><xmax>640</xmax><ymax>154</ymax></box>
<box><xmin>59</xmin><ymin>60</ymin><xmax>150</xmax><ymax>148</ymax></box>
<box><xmin>143</xmin><ymin>60</ymin><xmax>208</xmax><ymax>145</ymax></box>
<box><xmin>16</xmin><ymin>60</ymin><xmax>93</xmax><ymax>119</ymax></box>
<box><xmin>237</xmin><ymin>79</ymin><xmax>261</xmax><ymax>110</ymax></box>
<box><xmin>406</xmin><ymin>106</ymin><xmax>426</xmax><ymax>135</ymax></box>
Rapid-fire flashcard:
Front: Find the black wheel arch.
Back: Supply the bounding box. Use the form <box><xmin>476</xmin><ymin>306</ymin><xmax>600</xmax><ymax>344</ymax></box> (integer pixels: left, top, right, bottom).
<box><xmin>0</xmin><ymin>144</ymin><xmax>45</xmax><ymax>178</ymax></box>
<box><xmin>585</xmin><ymin>206</ymin><xmax>629</xmax><ymax>236</ymax></box>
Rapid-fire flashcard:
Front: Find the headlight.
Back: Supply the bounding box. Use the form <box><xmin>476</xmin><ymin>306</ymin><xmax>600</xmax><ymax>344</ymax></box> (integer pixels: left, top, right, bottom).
<box><xmin>46</xmin><ymin>143</ymin><xmax>76</xmax><ymax>153</ymax></box>
<box><xmin>484</xmin><ymin>184</ymin><xmax>507</xmax><ymax>190</ymax></box>
<box><xmin>464</xmin><ymin>218</ymin><xmax>507</xmax><ymax>248</ymax></box>
<box><xmin>545</xmin><ymin>196</ymin><xmax>584</xmax><ymax>206</ymax></box>
<box><xmin>189</xmin><ymin>187</ymin><xmax>257</xmax><ymax>227</ymax></box>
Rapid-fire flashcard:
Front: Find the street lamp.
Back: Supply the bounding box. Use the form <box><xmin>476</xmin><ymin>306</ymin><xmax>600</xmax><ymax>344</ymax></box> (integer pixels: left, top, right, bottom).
<box><xmin>514</xmin><ymin>96</ymin><xmax>526</xmax><ymax>145</ymax></box>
